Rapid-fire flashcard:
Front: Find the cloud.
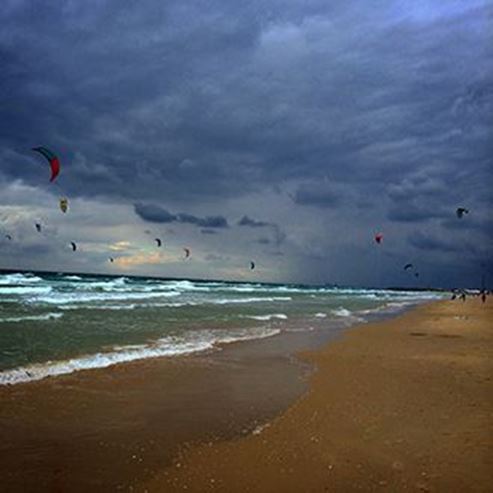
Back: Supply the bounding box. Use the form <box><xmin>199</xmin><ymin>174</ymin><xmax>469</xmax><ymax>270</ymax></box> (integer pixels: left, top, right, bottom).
<box><xmin>114</xmin><ymin>251</ymin><xmax>164</xmax><ymax>267</ymax></box>
<box><xmin>177</xmin><ymin>213</ymin><xmax>228</xmax><ymax>228</ymax></box>
<box><xmin>0</xmin><ymin>1</ymin><xmax>491</xmax><ymax>286</ymax></box>
<box><xmin>237</xmin><ymin>215</ymin><xmax>271</xmax><ymax>227</ymax></box>
<box><xmin>134</xmin><ymin>203</ymin><xmax>177</xmax><ymax>224</ymax></box>
<box><xmin>407</xmin><ymin>231</ymin><xmax>480</xmax><ymax>256</ymax></box>
<box><xmin>134</xmin><ymin>203</ymin><xmax>228</xmax><ymax>228</ymax></box>
<box><xmin>387</xmin><ymin>204</ymin><xmax>447</xmax><ymax>223</ymax></box>
<box><xmin>293</xmin><ymin>182</ymin><xmax>341</xmax><ymax>208</ymax></box>
<box><xmin>109</xmin><ymin>241</ymin><xmax>132</xmax><ymax>252</ymax></box>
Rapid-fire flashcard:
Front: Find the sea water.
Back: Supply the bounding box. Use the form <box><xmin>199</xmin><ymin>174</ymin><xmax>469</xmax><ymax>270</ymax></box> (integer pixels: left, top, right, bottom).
<box><xmin>0</xmin><ymin>272</ymin><xmax>446</xmax><ymax>385</ymax></box>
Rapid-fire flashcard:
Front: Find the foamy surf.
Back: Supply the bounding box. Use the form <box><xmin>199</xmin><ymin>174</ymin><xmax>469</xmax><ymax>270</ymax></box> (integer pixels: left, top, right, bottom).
<box><xmin>0</xmin><ymin>327</ymin><xmax>281</xmax><ymax>385</ymax></box>
<box><xmin>0</xmin><ymin>272</ymin><xmax>446</xmax><ymax>386</ymax></box>
<box><xmin>242</xmin><ymin>314</ymin><xmax>288</xmax><ymax>321</ymax></box>
<box><xmin>0</xmin><ymin>313</ymin><xmax>63</xmax><ymax>323</ymax></box>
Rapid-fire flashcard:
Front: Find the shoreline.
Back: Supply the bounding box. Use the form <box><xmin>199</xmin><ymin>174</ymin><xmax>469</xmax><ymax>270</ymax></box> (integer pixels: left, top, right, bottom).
<box><xmin>2</xmin><ymin>299</ymin><xmax>485</xmax><ymax>492</ymax></box>
<box><xmin>0</xmin><ymin>299</ymin><xmax>421</xmax><ymax>388</ymax></box>
<box><xmin>144</xmin><ymin>298</ymin><xmax>493</xmax><ymax>492</ymax></box>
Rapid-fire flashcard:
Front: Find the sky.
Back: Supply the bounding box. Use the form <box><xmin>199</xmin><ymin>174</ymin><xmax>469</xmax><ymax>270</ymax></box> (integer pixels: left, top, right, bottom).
<box><xmin>0</xmin><ymin>0</ymin><xmax>492</xmax><ymax>288</ymax></box>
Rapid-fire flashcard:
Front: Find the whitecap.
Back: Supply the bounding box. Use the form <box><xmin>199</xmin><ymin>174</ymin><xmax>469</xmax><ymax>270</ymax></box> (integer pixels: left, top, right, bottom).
<box><xmin>0</xmin><ymin>326</ymin><xmax>281</xmax><ymax>385</ymax></box>
<box><xmin>242</xmin><ymin>314</ymin><xmax>288</xmax><ymax>321</ymax></box>
<box><xmin>0</xmin><ymin>313</ymin><xmax>63</xmax><ymax>323</ymax></box>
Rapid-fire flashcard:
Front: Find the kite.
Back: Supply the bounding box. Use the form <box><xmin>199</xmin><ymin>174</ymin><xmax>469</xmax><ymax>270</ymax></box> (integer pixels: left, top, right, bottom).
<box><xmin>404</xmin><ymin>263</ymin><xmax>413</xmax><ymax>271</ymax></box>
<box><xmin>59</xmin><ymin>198</ymin><xmax>68</xmax><ymax>213</ymax></box>
<box><xmin>155</xmin><ymin>238</ymin><xmax>162</xmax><ymax>247</ymax></box>
<box><xmin>5</xmin><ymin>234</ymin><xmax>12</xmax><ymax>241</ymax></box>
<box><xmin>183</xmin><ymin>247</ymin><xmax>191</xmax><ymax>259</ymax></box>
<box><xmin>109</xmin><ymin>257</ymin><xmax>114</xmax><ymax>263</ymax></box>
<box><xmin>35</xmin><ymin>223</ymin><xmax>42</xmax><ymax>233</ymax></box>
<box><xmin>374</xmin><ymin>232</ymin><xmax>383</xmax><ymax>244</ymax></box>
<box><xmin>70</xmin><ymin>242</ymin><xmax>77</xmax><ymax>252</ymax></box>
<box><xmin>456</xmin><ymin>207</ymin><xmax>469</xmax><ymax>219</ymax></box>
<box><xmin>32</xmin><ymin>147</ymin><xmax>60</xmax><ymax>182</ymax></box>
<box><xmin>250</xmin><ymin>261</ymin><xmax>255</xmax><ymax>270</ymax></box>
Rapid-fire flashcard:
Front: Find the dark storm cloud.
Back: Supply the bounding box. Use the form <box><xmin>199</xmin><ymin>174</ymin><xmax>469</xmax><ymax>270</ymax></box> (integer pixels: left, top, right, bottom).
<box><xmin>293</xmin><ymin>182</ymin><xmax>341</xmax><ymax>208</ymax></box>
<box><xmin>407</xmin><ymin>231</ymin><xmax>481</xmax><ymax>256</ymax></box>
<box><xmin>237</xmin><ymin>215</ymin><xmax>286</xmax><ymax>248</ymax></box>
<box><xmin>238</xmin><ymin>216</ymin><xmax>271</xmax><ymax>227</ymax></box>
<box><xmin>177</xmin><ymin>213</ymin><xmax>228</xmax><ymax>228</ymax></box>
<box><xmin>134</xmin><ymin>203</ymin><xmax>228</xmax><ymax>228</ymax></box>
<box><xmin>134</xmin><ymin>203</ymin><xmax>177</xmax><ymax>223</ymax></box>
<box><xmin>387</xmin><ymin>204</ymin><xmax>447</xmax><ymax>223</ymax></box>
<box><xmin>1</xmin><ymin>1</ymin><xmax>491</xmax><ymax>286</ymax></box>
<box><xmin>1</xmin><ymin>1</ymin><xmax>491</xmax><ymax>204</ymax></box>
<box><xmin>441</xmin><ymin>217</ymin><xmax>493</xmax><ymax>238</ymax></box>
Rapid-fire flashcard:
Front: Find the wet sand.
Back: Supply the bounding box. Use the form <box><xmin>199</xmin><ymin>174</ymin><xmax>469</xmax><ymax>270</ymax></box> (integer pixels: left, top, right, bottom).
<box><xmin>0</xmin><ymin>337</ymin><xmax>311</xmax><ymax>492</ymax></box>
<box><xmin>144</xmin><ymin>299</ymin><xmax>493</xmax><ymax>492</ymax></box>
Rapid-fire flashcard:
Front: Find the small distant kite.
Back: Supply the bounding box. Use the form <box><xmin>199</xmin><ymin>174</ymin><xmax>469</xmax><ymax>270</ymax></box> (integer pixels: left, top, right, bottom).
<box><xmin>374</xmin><ymin>232</ymin><xmax>384</xmax><ymax>244</ymax></box>
<box><xmin>70</xmin><ymin>241</ymin><xmax>77</xmax><ymax>252</ymax></box>
<box><xmin>155</xmin><ymin>238</ymin><xmax>162</xmax><ymax>247</ymax></box>
<box><xmin>109</xmin><ymin>257</ymin><xmax>114</xmax><ymax>263</ymax></box>
<box><xmin>250</xmin><ymin>261</ymin><xmax>255</xmax><ymax>270</ymax></box>
<box><xmin>59</xmin><ymin>198</ymin><xmax>68</xmax><ymax>214</ymax></box>
<box><xmin>404</xmin><ymin>263</ymin><xmax>413</xmax><ymax>271</ymax></box>
<box><xmin>5</xmin><ymin>234</ymin><xmax>12</xmax><ymax>241</ymax></box>
<box><xmin>32</xmin><ymin>147</ymin><xmax>60</xmax><ymax>182</ymax></box>
<box><xmin>183</xmin><ymin>247</ymin><xmax>191</xmax><ymax>259</ymax></box>
<box><xmin>35</xmin><ymin>223</ymin><xmax>42</xmax><ymax>233</ymax></box>
<box><xmin>415</xmin><ymin>272</ymin><xmax>420</xmax><ymax>278</ymax></box>
<box><xmin>456</xmin><ymin>207</ymin><xmax>469</xmax><ymax>219</ymax></box>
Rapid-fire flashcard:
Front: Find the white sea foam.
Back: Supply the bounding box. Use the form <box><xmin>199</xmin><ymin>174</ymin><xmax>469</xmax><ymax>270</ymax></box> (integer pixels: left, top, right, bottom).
<box><xmin>0</xmin><ymin>326</ymin><xmax>281</xmax><ymax>385</ymax></box>
<box><xmin>0</xmin><ymin>273</ymin><xmax>43</xmax><ymax>284</ymax></box>
<box><xmin>358</xmin><ymin>301</ymin><xmax>416</xmax><ymax>315</ymax></box>
<box><xmin>0</xmin><ymin>312</ymin><xmax>63</xmax><ymax>323</ymax></box>
<box><xmin>331</xmin><ymin>307</ymin><xmax>353</xmax><ymax>317</ymax></box>
<box><xmin>242</xmin><ymin>314</ymin><xmax>288</xmax><ymax>321</ymax></box>
<box><xmin>0</xmin><ymin>286</ymin><xmax>53</xmax><ymax>295</ymax></box>
<box><xmin>26</xmin><ymin>290</ymin><xmax>180</xmax><ymax>305</ymax></box>
<box><xmin>330</xmin><ymin>307</ymin><xmax>366</xmax><ymax>324</ymax></box>
<box><xmin>55</xmin><ymin>296</ymin><xmax>293</xmax><ymax>311</ymax></box>
<box><xmin>212</xmin><ymin>296</ymin><xmax>292</xmax><ymax>305</ymax></box>
<box><xmin>314</xmin><ymin>312</ymin><xmax>327</xmax><ymax>318</ymax></box>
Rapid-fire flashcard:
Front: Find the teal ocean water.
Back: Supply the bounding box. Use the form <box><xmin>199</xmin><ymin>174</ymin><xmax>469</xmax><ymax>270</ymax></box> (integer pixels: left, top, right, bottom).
<box><xmin>0</xmin><ymin>272</ymin><xmax>446</xmax><ymax>385</ymax></box>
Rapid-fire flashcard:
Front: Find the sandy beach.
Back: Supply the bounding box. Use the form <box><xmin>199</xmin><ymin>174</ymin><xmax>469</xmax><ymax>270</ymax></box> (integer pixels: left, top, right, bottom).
<box><xmin>1</xmin><ymin>298</ymin><xmax>491</xmax><ymax>492</ymax></box>
<box><xmin>144</xmin><ymin>298</ymin><xmax>493</xmax><ymax>492</ymax></box>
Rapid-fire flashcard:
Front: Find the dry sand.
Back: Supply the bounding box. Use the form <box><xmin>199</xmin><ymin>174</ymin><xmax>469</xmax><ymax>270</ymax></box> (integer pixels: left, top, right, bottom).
<box><xmin>144</xmin><ymin>299</ymin><xmax>493</xmax><ymax>492</ymax></box>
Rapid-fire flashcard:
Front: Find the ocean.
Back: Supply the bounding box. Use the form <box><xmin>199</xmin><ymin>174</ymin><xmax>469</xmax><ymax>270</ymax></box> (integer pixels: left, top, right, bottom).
<box><xmin>0</xmin><ymin>272</ymin><xmax>446</xmax><ymax>385</ymax></box>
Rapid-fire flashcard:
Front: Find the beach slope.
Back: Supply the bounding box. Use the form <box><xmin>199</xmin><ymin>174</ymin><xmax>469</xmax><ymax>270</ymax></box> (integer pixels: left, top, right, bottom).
<box><xmin>145</xmin><ymin>299</ymin><xmax>493</xmax><ymax>492</ymax></box>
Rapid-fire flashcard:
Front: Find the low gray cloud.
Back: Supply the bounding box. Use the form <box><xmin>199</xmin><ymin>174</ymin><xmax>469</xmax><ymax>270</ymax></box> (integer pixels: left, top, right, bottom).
<box><xmin>387</xmin><ymin>204</ymin><xmax>447</xmax><ymax>223</ymax></box>
<box><xmin>407</xmin><ymin>231</ymin><xmax>478</xmax><ymax>255</ymax></box>
<box><xmin>238</xmin><ymin>216</ymin><xmax>271</xmax><ymax>227</ymax></box>
<box><xmin>134</xmin><ymin>203</ymin><xmax>228</xmax><ymax>228</ymax></box>
<box><xmin>134</xmin><ymin>203</ymin><xmax>177</xmax><ymax>224</ymax></box>
<box><xmin>293</xmin><ymin>182</ymin><xmax>341</xmax><ymax>208</ymax></box>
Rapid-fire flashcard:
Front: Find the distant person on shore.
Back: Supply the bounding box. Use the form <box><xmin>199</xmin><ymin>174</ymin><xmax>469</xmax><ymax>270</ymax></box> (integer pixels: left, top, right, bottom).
<box><xmin>481</xmin><ymin>290</ymin><xmax>487</xmax><ymax>303</ymax></box>
<box><xmin>460</xmin><ymin>292</ymin><xmax>466</xmax><ymax>302</ymax></box>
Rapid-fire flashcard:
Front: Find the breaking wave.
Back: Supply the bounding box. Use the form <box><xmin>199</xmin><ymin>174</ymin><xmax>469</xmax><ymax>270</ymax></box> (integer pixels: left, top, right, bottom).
<box><xmin>0</xmin><ymin>326</ymin><xmax>280</xmax><ymax>385</ymax></box>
